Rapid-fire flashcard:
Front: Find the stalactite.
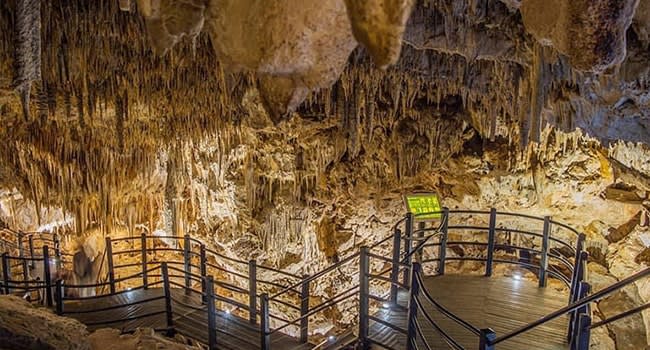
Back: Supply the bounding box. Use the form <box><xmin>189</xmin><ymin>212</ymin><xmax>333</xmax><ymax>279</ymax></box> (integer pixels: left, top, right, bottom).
<box><xmin>115</xmin><ymin>93</ymin><xmax>125</xmax><ymax>153</ymax></box>
<box><xmin>164</xmin><ymin>153</ymin><xmax>178</xmax><ymax>238</ymax></box>
<box><xmin>35</xmin><ymin>81</ymin><xmax>49</xmax><ymax>122</ymax></box>
<box><xmin>13</xmin><ymin>0</ymin><xmax>42</xmax><ymax>121</ymax></box>
<box><xmin>0</xmin><ymin>0</ymin><xmax>637</xmax><ymax>243</ymax></box>
<box><xmin>77</xmin><ymin>86</ymin><xmax>85</xmax><ymax>129</ymax></box>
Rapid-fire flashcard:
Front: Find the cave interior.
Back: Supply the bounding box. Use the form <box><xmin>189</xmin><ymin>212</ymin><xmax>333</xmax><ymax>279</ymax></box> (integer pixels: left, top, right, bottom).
<box><xmin>0</xmin><ymin>1</ymin><xmax>650</xmax><ymax>350</ymax></box>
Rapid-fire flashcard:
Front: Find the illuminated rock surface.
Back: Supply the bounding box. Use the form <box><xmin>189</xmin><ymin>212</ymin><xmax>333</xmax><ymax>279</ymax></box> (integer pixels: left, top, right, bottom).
<box><xmin>0</xmin><ymin>0</ymin><xmax>649</xmax><ymax>348</ymax></box>
<box><xmin>88</xmin><ymin>328</ymin><xmax>200</xmax><ymax>350</ymax></box>
<box><xmin>0</xmin><ymin>295</ymin><xmax>198</xmax><ymax>350</ymax></box>
<box><xmin>0</xmin><ymin>296</ymin><xmax>91</xmax><ymax>350</ymax></box>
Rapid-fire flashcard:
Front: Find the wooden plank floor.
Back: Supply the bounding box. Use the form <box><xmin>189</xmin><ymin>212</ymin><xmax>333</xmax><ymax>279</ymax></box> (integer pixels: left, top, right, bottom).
<box><xmin>61</xmin><ymin>288</ymin><xmax>168</xmax><ymax>332</ymax></box>
<box><xmin>59</xmin><ymin>275</ymin><xmax>570</xmax><ymax>350</ymax></box>
<box><xmin>369</xmin><ymin>275</ymin><xmax>569</xmax><ymax>350</ymax></box>
<box><xmin>62</xmin><ymin>288</ymin><xmax>310</xmax><ymax>350</ymax></box>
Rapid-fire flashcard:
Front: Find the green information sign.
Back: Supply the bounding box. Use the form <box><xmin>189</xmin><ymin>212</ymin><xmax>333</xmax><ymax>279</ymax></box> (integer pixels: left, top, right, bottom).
<box><xmin>404</xmin><ymin>193</ymin><xmax>442</xmax><ymax>220</ymax></box>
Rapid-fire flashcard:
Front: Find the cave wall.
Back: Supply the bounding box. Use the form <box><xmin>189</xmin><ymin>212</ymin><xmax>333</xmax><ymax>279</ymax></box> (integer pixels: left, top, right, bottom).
<box><xmin>0</xmin><ymin>0</ymin><xmax>650</xmax><ymax>347</ymax></box>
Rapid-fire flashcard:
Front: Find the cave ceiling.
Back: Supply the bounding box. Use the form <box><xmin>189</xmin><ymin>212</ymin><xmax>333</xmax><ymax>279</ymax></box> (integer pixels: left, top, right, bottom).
<box><xmin>0</xmin><ymin>0</ymin><xmax>649</xmax><ymax>228</ymax></box>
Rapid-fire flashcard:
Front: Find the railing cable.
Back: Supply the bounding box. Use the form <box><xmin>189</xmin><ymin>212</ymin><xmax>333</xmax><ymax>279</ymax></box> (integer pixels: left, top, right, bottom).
<box><xmin>415</xmin><ymin>272</ymin><xmax>481</xmax><ymax>336</ymax></box>
<box><xmin>492</xmin><ymin>267</ymin><xmax>650</xmax><ymax>345</ymax></box>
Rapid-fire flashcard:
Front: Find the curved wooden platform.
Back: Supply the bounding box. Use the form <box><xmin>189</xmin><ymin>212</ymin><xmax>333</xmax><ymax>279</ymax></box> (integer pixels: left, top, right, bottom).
<box><xmin>62</xmin><ymin>288</ymin><xmax>311</xmax><ymax>350</ymax></box>
<box><xmin>370</xmin><ymin>274</ymin><xmax>569</xmax><ymax>350</ymax></box>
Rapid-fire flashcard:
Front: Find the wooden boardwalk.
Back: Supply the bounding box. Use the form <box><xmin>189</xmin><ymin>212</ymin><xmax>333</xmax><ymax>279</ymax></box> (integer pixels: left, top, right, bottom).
<box><xmin>62</xmin><ymin>288</ymin><xmax>311</xmax><ymax>350</ymax></box>
<box><xmin>369</xmin><ymin>275</ymin><xmax>569</xmax><ymax>350</ymax></box>
<box><xmin>61</xmin><ymin>275</ymin><xmax>570</xmax><ymax>350</ymax></box>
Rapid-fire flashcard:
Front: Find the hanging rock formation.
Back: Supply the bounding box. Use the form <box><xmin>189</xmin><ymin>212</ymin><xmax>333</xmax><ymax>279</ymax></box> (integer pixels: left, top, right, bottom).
<box><xmin>0</xmin><ymin>1</ymin><xmax>649</xmax><ymax>346</ymax></box>
<box><xmin>138</xmin><ymin>0</ymin><xmax>358</xmax><ymax>119</ymax></box>
<box><xmin>520</xmin><ymin>0</ymin><xmax>639</xmax><ymax>71</ymax></box>
<box><xmin>138</xmin><ymin>0</ymin><xmax>207</xmax><ymax>54</ymax></box>
<box><xmin>344</xmin><ymin>0</ymin><xmax>415</xmax><ymax>68</ymax></box>
<box><xmin>12</xmin><ymin>0</ymin><xmax>41</xmax><ymax>121</ymax></box>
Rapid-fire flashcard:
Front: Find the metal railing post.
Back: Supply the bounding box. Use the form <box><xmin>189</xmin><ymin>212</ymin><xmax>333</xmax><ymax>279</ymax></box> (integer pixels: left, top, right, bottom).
<box><xmin>575</xmin><ymin>314</ymin><xmax>592</xmax><ymax>350</ymax></box>
<box><xmin>248</xmin><ymin>259</ymin><xmax>257</xmax><ymax>323</ymax></box>
<box><xmin>201</xmin><ymin>245</ymin><xmax>207</xmax><ymax>304</ymax></box>
<box><xmin>28</xmin><ymin>235</ymin><xmax>34</xmax><ymax>269</ymax></box>
<box><xmin>260</xmin><ymin>293</ymin><xmax>270</xmax><ymax>350</ymax></box>
<box><xmin>105</xmin><ymin>237</ymin><xmax>115</xmax><ymax>294</ymax></box>
<box><xmin>567</xmin><ymin>250</ymin><xmax>589</xmax><ymax>341</ymax></box>
<box><xmin>53</xmin><ymin>233</ymin><xmax>60</xmax><ymax>257</ymax></box>
<box><xmin>21</xmin><ymin>254</ymin><xmax>29</xmax><ymax>282</ymax></box>
<box><xmin>479</xmin><ymin>328</ymin><xmax>496</xmax><ymax>350</ymax></box>
<box><xmin>206</xmin><ymin>276</ymin><xmax>217</xmax><ymax>350</ymax></box>
<box><xmin>569</xmin><ymin>281</ymin><xmax>591</xmax><ymax>345</ymax></box>
<box><xmin>18</xmin><ymin>232</ymin><xmax>24</xmax><ymax>256</ymax></box>
<box><xmin>2</xmin><ymin>252</ymin><xmax>11</xmax><ymax>294</ymax></box>
<box><xmin>416</xmin><ymin>221</ymin><xmax>425</xmax><ymax>265</ymax></box>
<box><xmin>43</xmin><ymin>246</ymin><xmax>53</xmax><ymax>307</ymax></box>
<box><xmin>183</xmin><ymin>234</ymin><xmax>191</xmax><ymax>294</ymax></box>
<box><xmin>300</xmin><ymin>275</ymin><xmax>310</xmax><ymax>343</ymax></box>
<box><xmin>390</xmin><ymin>228</ymin><xmax>401</xmax><ymax>304</ymax></box>
<box><xmin>161</xmin><ymin>262</ymin><xmax>174</xmax><ymax>334</ymax></box>
<box><xmin>55</xmin><ymin>279</ymin><xmax>64</xmax><ymax>315</ymax></box>
<box><xmin>539</xmin><ymin>216</ymin><xmax>551</xmax><ymax>287</ymax></box>
<box><xmin>53</xmin><ymin>233</ymin><xmax>62</xmax><ymax>271</ymax></box>
<box><xmin>569</xmin><ymin>234</ymin><xmax>586</xmax><ymax>305</ymax></box>
<box><xmin>574</xmin><ymin>252</ymin><xmax>589</xmax><ymax>301</ymax></box>
<box><xmin>403</xmin><ymin>213</ymin><xmax>414</xmax><ymax>288</ymax></box>
<box><xmin>406</xmin><ymin>263</ymin><xmax>421</xmax><ymax>350</ymax></box>
<box><xmin>141</xmin><ymin>233</ymin><xmax>148</xmax><ymax>289</ymax></box>
<box><xmin>439</xmin><ymin>207</ymin><xmax>449</xmax><ymax>275</ymax></box>
<box><xmin>486</xmin><ymin>208</ymin><xmax>497</xmax><ymax>277</ymax></box>
<box><xmin>359</xmin><ymin>246</ymin><xmax>370</xmax><ymax>350</ymax></box>
<box><xmin>18</xmin><ymin>233</ymin><xmax>28</xmax><ymax>281</ymax></box>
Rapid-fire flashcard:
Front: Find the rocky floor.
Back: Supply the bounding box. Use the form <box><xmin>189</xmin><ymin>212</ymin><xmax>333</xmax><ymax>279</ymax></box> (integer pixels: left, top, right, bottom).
<box><xmin>0</xmin><ymin>295</ymin><xmax>200</xmax><ymax>350</ymax></box>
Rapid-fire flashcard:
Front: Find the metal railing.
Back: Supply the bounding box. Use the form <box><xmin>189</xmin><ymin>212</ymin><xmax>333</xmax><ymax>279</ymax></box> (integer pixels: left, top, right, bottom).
<box><xmin>2</xmin><ymin>209</ymin><xmax>649</xmax><ymax>350</ymax></box>
<box><xmin>104</xmin><ymin>234</ymin><xmax>302</xmax><ymax>324</ymax></box>
<box><xmin>485</xmin><ymin>267</ymin><xmax>650</xmax><ymax>350</ymax></box>
<box><xmin>357</xmin><ymin>208</ymin><xmax>588</xmax><ymax>350</ymax></box>
<box><xmin>356</xmin><ymin>209</ymin><xmax>650</xmax><ymax>350</ymax></box>
<box><xmin>261</xmin><ymin>250</ymin><xmax>362</xmax><ymax>349</ymax></box>
<box><xmin>0</xmin><ymin>245</ymin><xmax>57</xmax><ymax>306</ymax></box>
<box><xmin>0</xmin><ymin>228</ymin><xmax>70</xmax><ymax>273</ymax></box>
<box><xmin>258</xmin><ymin>222</ymin><xmax>405</xmax><ymax>349</ymax></box>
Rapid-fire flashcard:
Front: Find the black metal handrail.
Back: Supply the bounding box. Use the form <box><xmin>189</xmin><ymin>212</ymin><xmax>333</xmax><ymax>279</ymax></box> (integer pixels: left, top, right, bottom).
<box><xmin>491</xmin><ymin>267</ymin><xmax>650</xmax><ymax>346</ymax></box>
<box><xmin>256</xmin><ymin>263</ymin><xmax>301</xmax><ymax>280</ymax></box>
<box><xmin>419</xmin><ymin>209</ymin><xmax>579</xmax><ymax>287</ymax></box>
<box><xmin>366</xmin><ymin>209</ymin><xmax>650</xmax><ymax>350</ymax></box>
<box><xmin>269</xmin><ymin>251</ymin><xmax>361</xmax><ymax>300</ymax></box>
<box><xmin>267</xmin><ymin>285</ymin><xmax>359</xmax><ymax>335</ymax></box>
<box><xmin>5</xmin><ymin>208</ymin><xmax>645</xmax><ymax>350</ymax></box>
<box><xmin>589</xmin><ymin>300</ymin><xmax>650</xmax><ymax>330</ymax></box>
<box><xmin>261</xmin><ymin>248</ymin><xmax>362</xmax><ymax>347</ymax></box>
<box><xmin>355</xmin><ymin>208</ymin><xmax>596</xmax><ymax>350</ymax></box>
<box><xmin>415</xmin><ymin>271</ymin><xmax>481</xmax><ymax>336</ymax></box>
<box><xmin>55</xmin><ymin>262</ymin><xmax>186</xmax><ymax>335</ymax></box>
<box><xmin>204</xmin><ymin>246</ymin><xmax>248</xmax><ymax>265</ymax></box>
<box><xmin>414</xmin><ymin>297</ymin><xmax>464</xmax><ymax>350</ymax></box>
<box><xmin>103</xmin><ymin>232</ymin><xmax>305</xmax><ymax>325</ymax></box>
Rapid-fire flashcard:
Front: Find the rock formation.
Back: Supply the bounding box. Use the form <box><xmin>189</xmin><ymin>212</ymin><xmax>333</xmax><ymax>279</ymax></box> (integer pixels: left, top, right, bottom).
<box><xmin>0</xmin><ymin>0</ymin><xmax>649</xmax><ymax>348</ymax></box>
<box><xmin>88</xmin><ymin>328</ymin><xmax>201</xmax><ymax>350</ymax></box>
<box><xmin>0</xmin><ymin>296</ymin><xmax>91</xmax><ymax>350</ymax></box>
<box><xmin>0</xmin><ymin>295</ymin><xmax>199</xmax><ymax>349</ymax></box>
<box><xmin>520</xmin><ymin>0</ymin><xmax>639</xmax><ymax>71</ymax></box>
